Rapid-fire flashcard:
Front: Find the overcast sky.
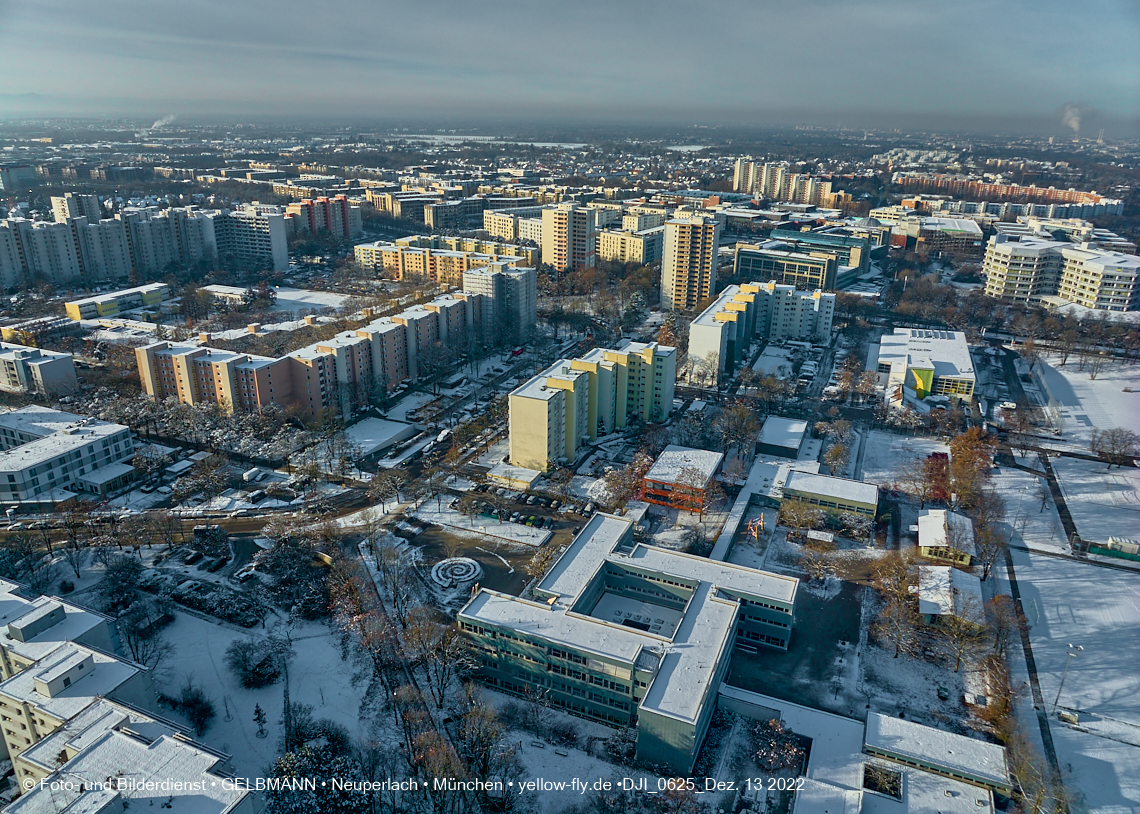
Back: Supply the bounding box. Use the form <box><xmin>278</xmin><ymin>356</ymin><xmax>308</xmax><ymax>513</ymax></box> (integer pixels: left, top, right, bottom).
<box><xmin>2</xmin><ymin>0</ymin><xmax>1138</xmax><ymax>135</ymax></box>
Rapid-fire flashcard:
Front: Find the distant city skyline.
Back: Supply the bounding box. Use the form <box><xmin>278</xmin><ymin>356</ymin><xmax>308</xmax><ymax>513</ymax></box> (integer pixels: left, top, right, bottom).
<box><xmin>1</xmin><ymin>0</ymin><xmax>1138</xmax><ymax>136</ymax></box>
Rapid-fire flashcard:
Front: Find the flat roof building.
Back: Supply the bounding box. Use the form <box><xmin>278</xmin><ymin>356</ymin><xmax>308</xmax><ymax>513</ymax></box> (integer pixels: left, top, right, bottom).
<box><xmin>64</xmin><ymin>283</ymin><xmax>169</xmax><ymax>321</ymax></box>
<box><xmin>0</xmin><ymin>344</ymin><xmax>77</xmax><ymax>397</ymax></box>
<box><xmin>917</xmin><ymin>566</ymin><xmax>984</xmax><ymax>628</ymax></box>
<box><xmin>642</xmin><ymin>445</ymin><xmax>724</xmax><ymax>512</ymax></box>
<box><xmin>781</xmin><ymin>470</ymin><xmax>879</xmax><ymax>517</ymax></box>
<box><xmin>757</xmin><ymin>416</ymin><xmax>808</xmax><ymax>459</ymax></box>
<box><xmin>869</xmin><ymin>328</ymin><xmax>975</xmax><ymax>407</ymax></box>
<box><xmin>459</xmin><ymin>512</ymin><xmax>798</xmax><ymax>774</ymax></box>
<box><xmin>0</xmin><ymin>407</ymin><xmax>135</xmax><ymax>505</ymax></box>
<box><xmin>509</xmin><ymin>341</ymin><xmax>676</xmax><ymax>472</ymax></box>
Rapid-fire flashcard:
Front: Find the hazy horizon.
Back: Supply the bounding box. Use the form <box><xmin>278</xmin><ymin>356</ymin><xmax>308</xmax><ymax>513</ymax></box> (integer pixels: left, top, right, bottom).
<box><xmin>2</xmin><ymin>0</ymin><xmax>1138</xmax><ymax>137</ymax></box>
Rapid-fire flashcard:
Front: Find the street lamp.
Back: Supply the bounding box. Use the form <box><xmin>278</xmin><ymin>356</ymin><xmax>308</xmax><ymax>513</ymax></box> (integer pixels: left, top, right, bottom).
<box><xmin>1052</xmin><ymin>643</ymin><xmax>1083</xmax><ymax>714</ymax></box>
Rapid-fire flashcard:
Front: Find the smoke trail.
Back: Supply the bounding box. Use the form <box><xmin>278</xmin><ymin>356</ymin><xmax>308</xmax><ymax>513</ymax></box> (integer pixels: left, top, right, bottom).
<box><xmin>151</xmin><ymin>114</ymin><xmax>176</xmax><ymax>129</ymax></box>
<box><xmin>1057</xmin><ymin>103</ymin><xmax>1082</xmax><ymax>135</ymax></box>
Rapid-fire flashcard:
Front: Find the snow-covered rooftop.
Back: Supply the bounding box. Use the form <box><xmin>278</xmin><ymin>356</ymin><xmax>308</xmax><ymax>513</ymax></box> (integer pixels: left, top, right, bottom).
<box><xmin>462</xmin><ymin>511</ymin><xmax>797</xmax><ymax>726</ymax></box>
<box><xmin>872</xmin><ymin>328</ymin><xmax>974</xmax><ymax>381</ymax></box>
<box><xmin>0</xmin><ymin>585</ymin><xmax>110</xmax><ymax>664</ymax></box>
<box><xmin>0</xmin><ymin>642</ymin><xmax>141</xmax><ymax>722</ymax></box>
<box><xmin>865</xmin><ymin>712</ymin><xmax>1010</xmax><ymax>791</ymax></box>
<box><xmin>917</xmin><ymin>566</ymin><xmax>983</xmax><ymax>621</ymax></box>
<box><xmin>917</xmin><ymin>509</ymin><xmax>976</xmax><ymax>558</ymax></box>
<box><xmin>644</xmin><ymin>444</ymin><xmax>724</xmax><ymax>487</ymax></box>
<box><xmin>782</xmin><ymin>470</ymin><xmax>879</xmax><ymax>507</ymax></box>
<box><xmin>758</xmin><ymin>416</ymin><xmax>808</xmax><ymax>452</ymax></box>
<box><xmin>8</xmin><ymin>728</ymin><xmax>246</xmax><ymax>814</ymax></box>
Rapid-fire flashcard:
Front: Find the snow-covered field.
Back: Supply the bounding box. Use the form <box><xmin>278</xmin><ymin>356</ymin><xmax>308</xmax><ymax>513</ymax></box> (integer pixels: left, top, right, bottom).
<box><xmin>988</xmin><ymin>465</ymin><xmax>1068</xmax><ymax>555</ymax></box>
<box><xmin>1051</xmin><ymin>456</ymin><xmax>1140</xmax><ymax>547</ymax></box>
<box><xmin>158</xmin><ymin>612</ymin><xmax>368</xmax><ymax>778</ymax></box>
<box><xmin>1034</xmin><ymin>358</ymin><xmax>1140</xmax><ymax>447</ymax></box>
<box><xmin>413</xmin><ymin>504</ymin><xmax>551</xmax><ymax>547</ymax></box>
<box><xmin>857</xmin><ymin>431</ymin><xmax>950</xmax><ymax>487</ymax></box>
<box><xmin>269</xmin><ymin>287</ymin><xmax>350</xmax><ymax>313</ymax></box>
<box><xmin>1010</xmin><ymin>549</ymin><xmax>1140</xmax><ymax>813</ymax></box>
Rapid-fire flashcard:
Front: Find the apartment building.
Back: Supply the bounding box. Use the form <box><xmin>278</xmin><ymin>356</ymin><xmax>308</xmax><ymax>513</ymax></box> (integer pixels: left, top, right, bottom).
<box><xmin>870</xmin><ymin>328</ymin><xmax>976</xmax><ymax>404</ymax></box>
<box><xmin>394</xmin><ymin>233</ymin><xmax>539</xmax><ymax>267</ymax></box>
<box><xmin>542</xmin><ymin>204</ymin><xmax>597</xmax><ymax>272</ymax></box>
<box><xmin>993</xmin><ymin>216</ymin><xmax>1135</xmax><ymax>254</ymax></box>
<box><xmin>461</xmin><ymin>265</ymin><xmax>538</xmax><ymax>344</ymax></box>
<box><xmin>459</xmin><ymin>512</ymin><xmax>798</xmax><ymax>773</ymax></box>
<box><xmin>596</xmin><ymin>227</ymin><xmax>664</xmax><ymax>265</ymax></box>
<box><xmin>508</xmin><ymin>341</ymin><xmax>675</xmax><ymax>471</ymax></box>
<box><xmin>285</xmin><ymin>194</ymin><xmax>363</xmax><ymax>239</ymax></box>
<box><xmin>0</xmin><ymin>407</ymin><xmax>134</xmax><ymax>504</ymax></box>
<box><xmin>661</xmin><ymin>216</ymin><xmax>720</xmax><ymax>310</ymax></box>
<box><xmin>64</xmin><ymin>283</ymin><xmax>169</xmax><ymax>321</ymax></box>
<box><xmin>483</xmin><ymin>207</ymin><xmax>545</xmax><ymax>242</ymax></box>
<box><xmin>136</xmin><ymin>291</ymin><xmax>495</xmax><ymax>420</ymax></box>
<box><xmin>50</xmin><ymin>193</ymin><xmax>101</xmax><ymax>224</ymax></box>
<box><xmin>733</xmin><ymin>243</ymin><xmax>838</xmax><ymax>292</ymax></box>
<box><xmin>687</xmin><ymin>281</ymin><xmax>835</xmax><ymax>382</ymax></box>
<box><xmin>206</xmin><ymin>206</ymin><xmax>288</xmax><ymax>272</ymax></box>
<box><xmin>354</xmin><ymin>238</ymin><xmax>533</xmax><ymax>286</ymax></box>
<box><xmin>0</xmin><ymin>220</ymin><xmax>82</xmax><ymax>285</ymax></box>
<box><xmin>891</xmin><ymin>172</ymin><xmax>1125</xmax><ymax>212</ymax></box>
<box><xmin>69</xmin><ymin>216</ymin><xmax>133</xmax><ymax>282</ymax></box>
<box><xmin>0</xmin><ymin>582</ymin><xmax>253</xmax><ymax>814</ymax></box>
<box><xmin>982</xmin><ymin>234</ymin><xmax>1140</xmax><ymax>311</ymax></box>
<box><xmin>0</xmin><ymin>345</ymin><xmax>78</xmax><ymax>397</ymax></box>
<box><xmin>0</xmin><ymin>640</ymin><xmax>155</xmax><ymax>762</ymax></box>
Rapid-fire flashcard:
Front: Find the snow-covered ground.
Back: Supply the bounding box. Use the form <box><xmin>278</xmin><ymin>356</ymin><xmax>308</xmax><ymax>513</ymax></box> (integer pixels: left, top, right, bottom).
<box><xmin>345</xmin><ymin>417</ymin><xmax>417</xmax><ymax>457</ymax></box>
<box><xmin>988</xmin><ymin>465</ymin><xmax>1068</xmax><ymax>555</ymax></box>
<box><xmin>1034</xmin><ymin>358</ymin><xmax>1140</xmax><ymax>448</ymax></box>
<box><xmin>1010</xmin><ymin>549</ymin><xmax>1140</xmax><ymax>813</ymax></box>
<box><xmin>383</xmin><ymin>390</ymin><xmax>435</xmax><ymax>423</ymax></box>
<box><xmin>413</xmin><ymin>504</ymin><xmax>551</xmax><ymax>547</ymax></box>
<box><xmin>1051</xmin><ymin>456</ymin><xmax>1140</xmax><ymax>547</ymax></box>
<box><xmin>566</xmin><ymin>475</ymin><xmax>611</xmax><ymax>504</ymax></box>
<box><xmin>473</xmin><ymin>438</ymin><xmax>510</xmax><ymax>469</ymax></box>
<box><xmin>857</xmin><ymin>431</ymin><xmax>950</xmax><ymax>487</ymax></box>
<box><xmin>157</xmin><ymin>612</ymin><xmax>368</xmax><ymax>778</ymax></box>
<box><xmin>268</xmin><ymin>287</ymin><xmax>350</xmax><ymax>313</ymax></box>
<box><xmin>752</xmin><ymin>345</ymin><xmax>794</xmax><ymax>377</ymax></box>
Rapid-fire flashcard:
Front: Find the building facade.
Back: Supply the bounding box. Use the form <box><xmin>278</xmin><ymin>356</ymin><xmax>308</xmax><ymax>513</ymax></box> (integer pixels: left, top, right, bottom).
<box><xmin>661</xmin><ymin>216</ymin><xmax>720</xmax><ymax>311</ymax></box>
<box><xmin>0</xmin><ymin>345</ymin><xmax>77</xmax><ymax>397</ymax></box>
<box><xmin>459</xmin><ymin>513</ymin><xmax>798</xmax><ymax>773</ymax></box>
<box><xmin>687</xmin><ymin>281</ymin><xmax>835</xmax><ymax>383</ymax></box>
<box><xmin>542</xmin><ymin>204</ymin><xmax>597</xmax><ymax>273</ymax></box>
<box><xmin>733</xmin><ymin>243</ymin><xmax>838</xmax><ymax>292</ymax></box>
<box><xmin>0</xmin><ymin>407</ymin><xmax>135</xmax><ymax>504</ymax></box>
<box><xmin>596</xmin><ymin>227</ymin><xmax>664</xmax><ymax>265</ymax></box>
<box><xmin>508</xmin><ymin>341</ymin><xmax>676</xmax><ymax>471</ymax></box>
<box><xmin>870</xmin><ymin>328</ymin><xmax>976</xmax><ymax>405</ymax></box>
<box><xmin>982</xmin><ymin>234</ymin><xmax>1140</xmax><ymax>312</ymax></box>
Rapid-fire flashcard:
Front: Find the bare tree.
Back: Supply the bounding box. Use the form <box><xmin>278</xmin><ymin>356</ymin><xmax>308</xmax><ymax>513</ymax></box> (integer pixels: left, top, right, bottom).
<box><xmin>779</xmin><ymin>499</ymin><xmax>825</xmax><ymax>541</ymax></box>
<box><xmin>974</xmin><ymin>525</ymin><xmax>1008</xmax><ymax>582</ymax></box>
<box><xmin>1090</xmin><ymin>427</ymin><xmax>1140</xmax><ymax>469</ymax></box>
<box><xmin>405</xmin><ymin>607</ymin><xmax>474</xmax><ymax>709</ymax></box>
<box><xmin>938</xmin><ymin>592</ymin><xmax>986</xmax><ymax>672</ymax></box>
<box><xmin>872</xmin><ymin>597</ymin><xmax>920</xmax><ymax>659</ymax></box>
<box><xmin>985</xmin><ymin>595</ymin><xmax>1023</xmax><ymax>660</ymax></box>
